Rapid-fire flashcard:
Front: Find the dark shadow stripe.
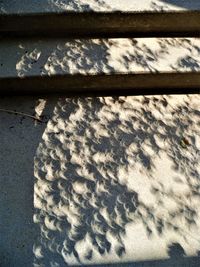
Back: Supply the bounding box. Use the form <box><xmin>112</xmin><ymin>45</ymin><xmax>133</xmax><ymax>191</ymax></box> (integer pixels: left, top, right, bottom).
<box><xmin>1</xmin><ymin>11</ymin><xmax>200</xmax><ymax>38</ymax></box>
<box><xmin>0</xmin><ymin>72</ymin><xmax>200</xmax><ymax>96</ymax></box>
<box><xmin>85</xmin><ymin>255</ymin><xmax>200</xmax><ymax>267</ymax></box>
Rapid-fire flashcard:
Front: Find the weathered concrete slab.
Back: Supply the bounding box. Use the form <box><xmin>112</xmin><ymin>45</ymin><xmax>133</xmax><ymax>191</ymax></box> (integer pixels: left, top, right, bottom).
<box><xmin>0</xmin><ymin>94</ymin><xmax>200</xmax><ymax>267</ymax></box>
<box><xmin>0</xmin><ymin>38</ymin><xmax>200</xmax><ymax>94</ymax></box>
<box><xmin>1</xmin><ymin>38</ymin><xmax>200</xmax><ymax>77</ymax></box>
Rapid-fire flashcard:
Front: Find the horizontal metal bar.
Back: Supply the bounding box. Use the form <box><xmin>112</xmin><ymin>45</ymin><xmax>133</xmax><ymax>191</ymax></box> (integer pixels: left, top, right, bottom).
<box><xmin>1</xmin><ymin>11</ymin><xmax>200</xmax><ymax>38</ymax></box>
<box><xmin>0</xmin><ymin>73</ymin><xmax>199</xmax><ymax>96</ymax></box>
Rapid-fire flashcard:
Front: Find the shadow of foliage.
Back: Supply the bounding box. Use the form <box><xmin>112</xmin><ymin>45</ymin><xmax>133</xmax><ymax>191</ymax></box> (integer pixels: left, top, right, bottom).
<box><xmin>0</xmin><ymin>38</ymin><xmax>198</xmax><ymax>79</ymax></box>
<box><xmin>1</xmin><ymin>35</ymin><xmax>199</xmax><ymax>266</ymax></box>
<box><xmin>1</xmin><ymin>0</ymin><xmax>200</xmax><ymax>14</ymax></box>
<box><xmin>167</xmin><ymin>242</ymin><xmax>186</xmax><ymax>259</ymax></box>
<box><xmin>34</xmin><ymin>94</ymin><xmax>200</xmax><ymax>266</ymax></box>
<box><xmin>49</xmin><ymin>0</ymin><xmax>110</xmax><ymax>11</ymax></box>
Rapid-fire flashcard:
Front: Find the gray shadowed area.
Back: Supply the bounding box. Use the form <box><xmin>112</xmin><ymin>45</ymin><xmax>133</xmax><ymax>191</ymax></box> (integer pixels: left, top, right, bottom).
<box><xmin>162</xmin><ymin>0</ymin><xmax>200</xmax><ymax>10</ymax></box>
<box><xmin>0</xmin><ymin>96</ymin><xmax>56</xmax><ymax>267</ymax></box>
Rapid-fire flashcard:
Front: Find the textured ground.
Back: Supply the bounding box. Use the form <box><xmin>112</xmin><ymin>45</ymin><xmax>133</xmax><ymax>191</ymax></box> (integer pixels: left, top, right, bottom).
<box><xmin>1</xmin><ymin>38</ymin><xmax>200</xmax><ymax>78</ymax></box>
<box><xmin>0</xmin><ymin>2</ymin><xmax>200</xmax><ymax>265</ymax></box>
<box><xmin>1</xmin><ymin>0</ymin><xmax>200</xmax><ymax>13</ymax></box>
<box><xmin>0</xmin><ymin>94</ymin><xmax>200</xmax><ymax>266</ymax></box>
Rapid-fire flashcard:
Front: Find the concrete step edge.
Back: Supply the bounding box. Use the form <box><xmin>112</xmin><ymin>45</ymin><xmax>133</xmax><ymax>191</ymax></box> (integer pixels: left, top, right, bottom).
<box><xmin>1</xmin><ymin>11</ymin><xmax>200</xmax><ymax>38</ymax></box>
<box><xmin>0</xmin><ymin>72</ymin><xmax>200</xmax><ymax>96</ymax></box>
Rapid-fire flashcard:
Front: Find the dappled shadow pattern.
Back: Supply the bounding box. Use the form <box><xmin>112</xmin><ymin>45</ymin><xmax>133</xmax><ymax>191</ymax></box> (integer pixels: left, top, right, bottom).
<box><xmin>34</xmin><ymin>98</ymin><xmax>140</xmax><ymax>266</ymax></box>
<box><xmin>13</xmin><ymin>39</ymin><xmax>115</xmax><ymax>78</ymax></box>
<box><xmin>129</xmin><ymin>95</ymin><xmax>200</xmax><ymax>239</ymax></box>
<box><xmin>34</xmin><ymin>95</ymin><xmax>200</xmax><ymax>266</ymax></box>
<box><xmin>2</xmin><ymin>38</ymin><xmax>198</xmax><ymax>79</ymax></box>
<box><xmin>0</xmin><ymin>0</ymin><xmax>110</xmax><ymax>13</ymax></box>
<box><xmin>1</xmin><ymin>0</ymin><xmax>200</xmax><ymax>13</ymax></box>
<box><xmin>49</xmin><ymin>0</ymin><xmax>111</xmax><ymax>11</ymax></box>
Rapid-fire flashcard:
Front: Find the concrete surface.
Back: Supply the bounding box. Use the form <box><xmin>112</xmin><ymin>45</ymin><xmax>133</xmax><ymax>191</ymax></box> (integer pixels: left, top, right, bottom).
<box><xmin>1</xmin><ymin>0</ymin><xmax>200</xmax><ymax>13</ymax></box>
<box><xmin>0</xmin><ymin>1</ymin><xmax>200</xmax><ymax>266</ymax></box>
<box><xmin>0</xmin><ymin>94</ymin><xmax>200</xmax><ymax>267</ymax></box>
<box><xmin>1</xmin><ymin>38</ymin><xmax>200</xmax><ymax>78</ymax></box>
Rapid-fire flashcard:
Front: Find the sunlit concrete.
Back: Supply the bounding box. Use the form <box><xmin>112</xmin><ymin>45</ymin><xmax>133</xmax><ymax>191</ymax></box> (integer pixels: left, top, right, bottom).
<box><xmin>1</xmin><ymin>1</ymin><xmax>200</xmax><ymax>265</ymax></box>
<box><xmin>0</xmin><ymin>38</ymin><xmax>200</xmax><ymax>78</ymax></box>
<box><xmin>0</xmin><ymin>94</ymin><xmax>200</xmax><ymax>266</ymax></box>
<box><xmin>1</xmin><ymin>0</ymin><xmax>200</xmax><ymax>13</ymax></box>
